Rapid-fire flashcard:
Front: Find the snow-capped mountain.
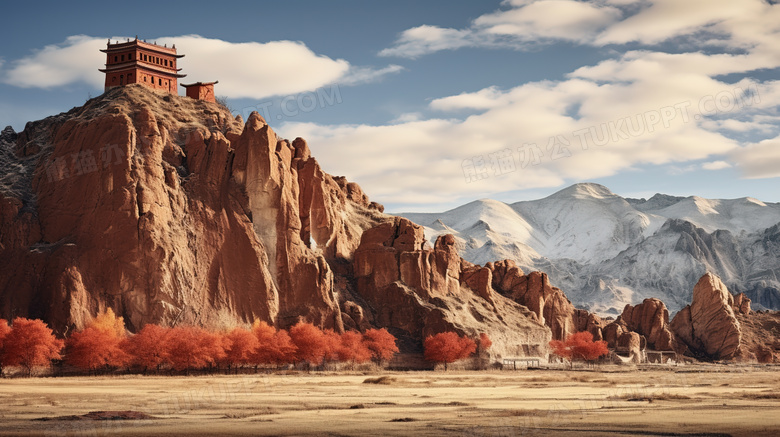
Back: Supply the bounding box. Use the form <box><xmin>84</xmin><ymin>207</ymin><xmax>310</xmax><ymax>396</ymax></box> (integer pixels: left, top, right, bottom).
<box><xmin>399</xmin><ymin>183</ymin><xmax>780</xmax><ymax>316</ymax></box>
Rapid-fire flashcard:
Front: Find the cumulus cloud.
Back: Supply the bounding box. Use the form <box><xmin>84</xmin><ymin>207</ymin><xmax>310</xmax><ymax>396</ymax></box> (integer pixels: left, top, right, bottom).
<box><xmin>0</xmin><ymin>35</ymin><xmax>400</xmax><ymax>99</ymax></box>
<box><xmin>1</xmin><ymin>35</ymin><xmax>104</xmax><ymax>89</ymax></box>
<box><xmin>702</xmin><ymin>161</ymin><xmax>732</xmax><ymax>171</ymax></box>
<box><xmin>380</xmin><ymin>1</ymin><xmax>623</xmax><ymax>58</ymax></box>
<box><xmin>380</xmin><ymin>0</ymin><xmax>780</xmax><ymax>59</ymax></box>
<box><xmin>474</xmin><ymin>0</ymin><xmax>622</xmax><ymax>40</ymax></box>
<box><xmin>731</xmin><ymin>137</ymin><xmax>780</xmax><ymax>179</ymax></box>
<box><xmin>593</xmin><ymin>0</ymin><xmax>772</xmax><ymax>46</ymax></box>
<box><xmin>284</xmin><ymin>68</ymin><xmax>757</xmax><ymax>208</ymax></box>
<box><xmin>290</xmin><ymin>2</ymin><xmax>780</xmax><ymax>209</ymax></box>
<box><xmin>429</xmin><ymin>86</ymin><xmax>507</xmax><ymax>111</ymax></box>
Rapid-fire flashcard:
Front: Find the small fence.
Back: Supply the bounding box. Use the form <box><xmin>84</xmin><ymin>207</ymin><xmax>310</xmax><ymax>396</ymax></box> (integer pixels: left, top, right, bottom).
<box><xmin>502</xmin><ymin>357</ymin><xmax>543</xmax><ymax>370</ymax></box>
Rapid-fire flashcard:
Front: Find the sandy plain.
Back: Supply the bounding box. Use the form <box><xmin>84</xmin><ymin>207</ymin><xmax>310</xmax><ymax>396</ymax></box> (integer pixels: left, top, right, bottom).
<box><xmin>0</xmin><ymin>365</ymin><xmax>778</xmax><ymax>436</ymax></box>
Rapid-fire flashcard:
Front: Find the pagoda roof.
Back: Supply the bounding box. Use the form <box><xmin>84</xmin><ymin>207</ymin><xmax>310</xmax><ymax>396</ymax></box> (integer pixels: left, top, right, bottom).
<box><xmin>181</xmin><ymin>81</ymin><xmax>219</xmax><ymax>87</ymax></box>
<box><xmin>99</xmin><ymin>62</ymin><xmax>187</xmax><ymax>78</ymax></box>
<box><xmin>101</xmin><ymin>38</ymin><xmax>184</xmax><ymax>58</ymax></box>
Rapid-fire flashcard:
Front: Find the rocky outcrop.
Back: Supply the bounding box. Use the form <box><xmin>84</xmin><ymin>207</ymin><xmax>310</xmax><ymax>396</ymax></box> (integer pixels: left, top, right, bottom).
<box><xmin>617</xmin><ymin>331</ymin><xmax>643</xmax><ymax>363</ymax></box>
<box><xmin>735</xmin><ymin>311</ymin><xmax>780</xmax><ymax>364</ymax></box>
<box><xmin>671</xmin><ymin>273</ymin><xmax>742</xmax><ymax>360</ymax></box>
<box><xmin>486</xmin><ymin>260</ymin><xmax>603</xmax><ymax>340</ymax></box>
<box><xmin>619</xmin><ymin>298</ymin><xmax>676</xmax><ymax>351</ymax></box>
<box><xmin>732</xmin><ymin>293</ymin><xmax>751</xmax><ymax>315</ymax></box>
<box><xmin>0</xmin><ymin>85</ymin><xmax>386</xmax><ymax>333</ymax></box>
<box><xmin>353</xmin><ymin>218</ymin><xmax>550</xmax><ymax>360</ymax></box>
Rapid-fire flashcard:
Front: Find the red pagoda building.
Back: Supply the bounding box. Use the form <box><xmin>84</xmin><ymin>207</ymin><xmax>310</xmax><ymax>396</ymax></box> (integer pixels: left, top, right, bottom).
<box><xmin>99</xmin><ymin>37</ymin><xmax>185</xmax><ymax>93</ymax></box>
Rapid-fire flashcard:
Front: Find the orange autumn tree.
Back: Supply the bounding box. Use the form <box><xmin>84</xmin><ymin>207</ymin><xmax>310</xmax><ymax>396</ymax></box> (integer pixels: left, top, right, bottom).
<box><xmin>166</xmin><ymin>326</ymin><xmax>227</xmax><ymax>373</ymax></box>
<box><xmin>336</xmin><ymin>331</ymin><xmax>372</xmax><ymax>366</ymax></box>
<box><xmin>322</xmin><ymin>329</ymin><xmax>343</xmax><ymax>363</ymax></box>
<box><xmin>423</xmin><ymin>332</ymin><xmax>477</xmax><ymax>371</ymax></box>
<box><xmin>362</xmin><ymin>328</ymin><xmax>399</xmax><ymax>365</ymax></box>
<box><xmin>289</xmin><ymin>322</ymin><xmax>327</xmax><ymax>367</ymax></box>
<box><xmin>250</xmin><ymin>321</ymin><xmax>297</xmax><ymax>367</ymax></box>
<box><xmin>549</xmin><ymin>331</ymin><xmax>608</xmax><ymax>365</ymax></box>
<box><xmin>2</xmin><ymin>318</ymin><xmax>64</xmax><ymax>376</ymax></box>
<box><xmin>66</xmin><ymin>308</ymin><xmax>129</xmax><ymax>372</ymax></box>
<box><xmin>267</xmin><ymin>329</ymin><xmax>297</xmax><ymax>366</ymax></box>
<box><xmin>477</xmin><ymin>333</ymin><xmax>492</xmax><ymax>355</ymax></box>
<box><xmin>223</xmin><ymin>327</ymin><xmax>260</xmax><ymax>372</ymax></box>
<box><xmin>124</xmin><ymin>324</ymin><xmax>171</xmax><ymax>372</ymax></box>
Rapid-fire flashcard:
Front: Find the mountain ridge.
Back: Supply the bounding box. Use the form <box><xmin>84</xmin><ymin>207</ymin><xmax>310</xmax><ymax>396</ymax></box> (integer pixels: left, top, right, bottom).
<box><xmin>400</xmin><ymin>183</ymin><xmax>780</xmax><ymax>315</ymax></box>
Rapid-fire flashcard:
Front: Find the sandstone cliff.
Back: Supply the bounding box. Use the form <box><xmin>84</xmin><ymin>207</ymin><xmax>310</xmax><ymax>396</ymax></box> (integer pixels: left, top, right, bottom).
<box><xmin>486</xmin><ymin>260</ymin><xmax>603</xmax><ymax>341</ymax></box>
<box><xmin>0</xmin><ymin>85</ymin><xmax>384</xmax><ymax>333</ymax></box>
<box><xmin>0</xmin><ymin>86</ymin><xmax>553</xmax><ymax>364</ymax></box>
<box><xmin>352</xmin><ymin>218</ymin><xmax>550</xmax><ymax>361</ymax></box>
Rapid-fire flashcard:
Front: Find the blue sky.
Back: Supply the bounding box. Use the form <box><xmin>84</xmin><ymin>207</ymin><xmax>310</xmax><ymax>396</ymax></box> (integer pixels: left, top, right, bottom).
<box><xmin>1</xmin><ymin>1</ymin><xmax>779</xmax><ymax>212</ymax></box>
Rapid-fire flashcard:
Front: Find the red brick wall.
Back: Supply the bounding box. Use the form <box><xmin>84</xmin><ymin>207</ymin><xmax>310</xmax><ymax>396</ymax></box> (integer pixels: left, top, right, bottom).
<box><xmin>103</xmin><ymin>44</ymin><xmax>180</xmax><ymax>94</ymax></box>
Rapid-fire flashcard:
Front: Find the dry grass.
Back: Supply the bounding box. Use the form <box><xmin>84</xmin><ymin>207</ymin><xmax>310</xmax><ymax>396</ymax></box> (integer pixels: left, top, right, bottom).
<box><xmin>739</xmin><ymin>391</ymin><xmax>780</xmax><ymax>400</ymax></box>
<box><xmin>607</xmin><ymin>392</ymin><xmax>691</xmax><ymax>402</ymax></box>
<box><xmin>505</xmin><ymin>409</ymin><xmax>544</xmax><ymax>417</ymax></box>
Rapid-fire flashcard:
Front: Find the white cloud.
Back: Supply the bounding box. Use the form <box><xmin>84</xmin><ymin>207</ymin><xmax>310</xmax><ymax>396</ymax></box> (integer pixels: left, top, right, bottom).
<box><xmin>474</xmin><ymin>0</ymin><xmax>622</xmax><ymax>41</ymax></box>
<box><xmin>1</xmin><ymin>35</ymin><xmax>104</xmax><ymax>89</ymax></box>
<box><xmin>702</xmin><ymin>161</ymin><xmax>732</xmax><ymax>171</ymax></box>
<box><xmin>378</xmin><ymin>25</ymin><xmax>474</xmax><ymax>59</ymax></box>
<box><xmin>1</xmin><ymin>35</ymin><xmax>400</xmax><ymax>99</ymax></box>
<box><xmin>390</xmin><ymin>112</ymin><xmax>424</xmax><ymax>124</ymax></box>
<box><xmin>380</xmin><ymin>0</ymin><xmax>780</xmax><ymax>59</ymax></box>
<box><xmin>290</xmin><ymin>6</ymin><xmax>780</xmax><ymax>209</ymax></box>
<box><xmin>593</xmin><ymin>0</ymin><xmax>758</xmax><ymax>46</ymax></box>
<box><xmin>731</xmin><ymin>137</ymin><xmax>780</xmax><ymax>179</ymax></box>
<box><xmin>429</xmin><ymin>86</ymin><xmax>507</xmax><ymax>111</ymax></box>
<box><xmin>380</xmin><ymin>1</ymin><xmax>623</xmax><ymax>58</ymax></box>
<box><xmin>338</xmin><ymin>64</ymin><xmax>405</xmax><ymax>86</ymax></box>
<box><xmin>284</xmin><ymin>68</ymin><xmax>750</xmax><ymax>208</ymax></box>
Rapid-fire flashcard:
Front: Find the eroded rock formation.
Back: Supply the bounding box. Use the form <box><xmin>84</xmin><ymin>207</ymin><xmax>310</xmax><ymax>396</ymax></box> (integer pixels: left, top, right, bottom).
<box><xmin>486</xmin><ymin>260</ymin><xmax>603</xmax><ymax>341</ymax></box>
<box><xmin>353</xmin><ymin>217</ymin><xmax>551</xmax><ymax>360</ymax></box>
<box><xmin>0</xmin><ymin>85</ymin><xmax>385</xmax><ymax>333</ymax></box>
<box><xmin>670</xmin><ymin>273</ymin><xmax>742</xmax><ymax>360</ymax></box>
<box><xmin>618</xmin><ymin>298</ymin><xmax>676</xmax><ymax>351</ymax></box>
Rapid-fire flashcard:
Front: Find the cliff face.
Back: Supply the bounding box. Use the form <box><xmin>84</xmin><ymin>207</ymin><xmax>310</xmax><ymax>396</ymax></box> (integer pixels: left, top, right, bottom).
<box><xmin>0</xmin><ymin>86</ymin><xmax>551</xmax><ymax>362</ymax></box>
<box><xmin>352</xmin><ymin>218</ymin><xmax>551</xmax><ymax>360</ymax></box>
<box><xmin>0</xmin><ymin>85</ymin><xmax>385</xmax><ymax>333</ymax></box>
<box><xmin>487</xmin><ymin>260</ymin><xmax>604</xmax><ymax>341</ymax></box>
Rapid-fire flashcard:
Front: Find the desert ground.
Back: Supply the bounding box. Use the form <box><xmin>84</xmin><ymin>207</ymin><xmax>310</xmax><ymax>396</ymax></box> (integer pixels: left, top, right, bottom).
<box><xmin>1</xmin><ymin>365</ymin><xmax>778</xmax><ymax>436</ymax></box>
